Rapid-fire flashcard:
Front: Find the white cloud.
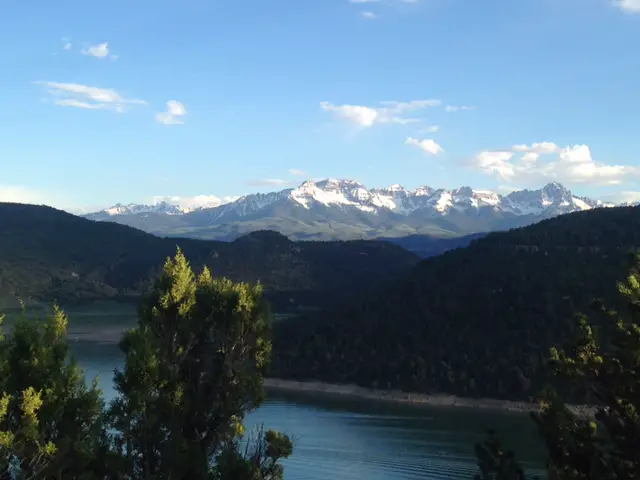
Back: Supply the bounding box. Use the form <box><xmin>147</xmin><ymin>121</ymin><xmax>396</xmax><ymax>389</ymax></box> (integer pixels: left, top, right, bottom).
<box><xmin>321</xmin><ymin>99</ymin><xmax>441</xmax><ymax>128</ymax></box>
<box><xmin>421</xmin><ymin>125</ymin><xmax>440</xmax><ymax>133</ymax></box>
<box><xmin>155</xmin><ymin>100</ymin><xmax>187</xmax><ymax>125</ymax></box>
<box><xmin>151</xmin><ymin>194</ymin><xmax>238</xmax><ymax>211</ymax></box>
<box><xmin>473</xmin><ymin>142</ymin><xmax>639</xmax><ymax>186</ymax></box>
<box><xmin>289</xmin><ymin>169</ymin><xmax>306</xmax><ymax>176</ymax></box>
<box><xmin>511</xmin><ymin>142</ymin><xmax>559</xmax><ymax>154</ymax></box>
<box><xmin>360</xmin><ymin>11</ymin><xmax>378</xmax><ymax>18</ymax></box>
<box><xmin>406</xmin><ymin>137</ymin><xmax>444</xmax><ymax>155</ymax></box>
<box><xmin>445</xmin><ymin>105</ymin><xmax>476</xmax><ymax>113</ymax></box>
<box><xmin>616</xmin><ymin>0</ymin><xmax>640</xmax><ymax>13</ymax></box>
<box><xmin>81</xmin><ymin>42</ymin><xmax>117</xmax><ymax>60</ymax></box>
<box><xmin>497</xmin><ymin>185</ymin><xmax>523</xmax><ymax>194</ymax></box>
<box><xmin>247</xmin><ymin>178</ymin><xmax>291</xmax><ymax>187</ymax></box>
<box><xmin>35</xmin><ymin>81</ymin><xmax>146</xmax><ymax>113</ymax></box>
<box><xmin>602</xmin><ymin>190</ymin><xmax>640</xmax><ymax>204</ymax></box>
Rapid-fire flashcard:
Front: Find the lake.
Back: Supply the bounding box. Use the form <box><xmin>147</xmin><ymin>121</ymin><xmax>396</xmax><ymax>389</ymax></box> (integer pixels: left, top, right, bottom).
<box><xmin>72</xmin><ymin>340</ymin><xmax>547</xmax><ymax>480</ymax></box>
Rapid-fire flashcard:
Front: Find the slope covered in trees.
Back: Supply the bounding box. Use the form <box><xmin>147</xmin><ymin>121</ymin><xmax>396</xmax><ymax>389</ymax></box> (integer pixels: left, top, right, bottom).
<box><xmin>0</xmin><ymin>203</ymin><xmax>418</xmax><ymax>311</ymax></box>
<box><xmin>272</xmin><ymin>206</ymin><xmax>640</xmax><ymax>400</ymax></box>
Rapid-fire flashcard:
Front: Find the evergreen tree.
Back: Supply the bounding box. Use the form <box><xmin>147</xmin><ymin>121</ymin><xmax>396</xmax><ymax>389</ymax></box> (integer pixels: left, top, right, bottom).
<box><xmin>0</xmin><ymin>306</ymin><xmax>105</xmax><ymax>479</ymax></box>
<box><xmin>108</xmin><ymin>248</ymin><xmax>292</xmax><ymax>479</ymax></box>
<box><xmin>475</xmin><ymin>256</ymin><xmax>640</xmax><ymax>480</ymax></box>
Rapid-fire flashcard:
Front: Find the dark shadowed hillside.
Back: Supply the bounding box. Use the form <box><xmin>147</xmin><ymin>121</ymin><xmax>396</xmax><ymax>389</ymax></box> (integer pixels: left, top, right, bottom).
<box><xmin>272</xmin><ymin>206</ymin><xmax>640</xmax><ymax>399</ymax></box>
<box><xmin>378</xmin><ymin>232</ymin><xmax>488</xmax><ymax>258</ymax></box>
<box><xmin>0</xmin><ymin>203</ymin><xmax>419</xmax><ymax>310</ymax></box>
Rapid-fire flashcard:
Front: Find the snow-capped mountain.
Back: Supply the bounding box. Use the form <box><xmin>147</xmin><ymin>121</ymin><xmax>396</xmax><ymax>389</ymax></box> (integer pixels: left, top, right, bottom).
<box><xmin>102</xmin><ymin>201</ymin><xmax>185</xmax><ymax>217</ymax></box>
<box><xmin>86</xmin><ymin>180</ymin><xmax>618</xmax><ymax>241</ymax></box>
<box><xmin>186</xmin><ymin>179</ymin><xmax>611</xmax><ymax>220</ymax></box>
<box><xmin>88</xmin><ymin>196</ymin><xmax>238</xmax><ymax>220</ymax></box>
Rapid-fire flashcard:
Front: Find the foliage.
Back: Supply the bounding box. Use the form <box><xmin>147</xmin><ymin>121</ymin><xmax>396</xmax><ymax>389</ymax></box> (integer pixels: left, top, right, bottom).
<box><xmin>0</xmin><ymin>203</ymin><xmax>418</xmax><ymax>311</ymax></box>
<box><xmin>475</xmin><ymin>255</ymin><xmax>640</xmax><ymax>480</ymax></box>
<box><xmin>0</xmin><ymin>306</ymin><xmax>105</xmax><ymax>479</ymax></box>
<box><xmin>529</xmin><ymin>261</ymin><xmax>640</xmax><ymax>479</ymax></box>
<box><xmin>0</xmin><ymin>249</ymin><xmax>293</xmax><ymax>478</ymax></box>
<box><xmin>212</xmin><ymin>426</ymin><xmax>294</xmax><ymax>480</ymax></box>
<box><xmin>474</xmin><ymin>430</ymin><xmax>535</xmax><ymax>480</ymax></box>
<box><xmin>273</xmin><ymin>206</ymin><xmax>640</xmax><ymax>400</ymax></box>
<box><xmin>108</xmin><ymin>248</ymin><xmax>292</xmax><ymax>479</ymax></box>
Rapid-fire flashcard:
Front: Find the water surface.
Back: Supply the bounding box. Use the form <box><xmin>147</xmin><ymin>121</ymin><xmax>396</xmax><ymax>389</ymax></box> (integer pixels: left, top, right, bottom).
<box><xmin>72</xmin><ymin>341</ymin><xmax>546</xmax><ymax>480</ymax></box>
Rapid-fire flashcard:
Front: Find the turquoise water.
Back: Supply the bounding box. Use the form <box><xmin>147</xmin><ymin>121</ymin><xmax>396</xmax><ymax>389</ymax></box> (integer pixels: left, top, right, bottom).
<box><xmin>72</xmin><ymin>341</ymin><xmax>546</xmax><ymax>480</ymax></box>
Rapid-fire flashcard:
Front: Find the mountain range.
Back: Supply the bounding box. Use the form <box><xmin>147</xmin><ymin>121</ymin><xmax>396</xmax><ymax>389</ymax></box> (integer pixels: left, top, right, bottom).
<box><xmin>86</xmin><ymin>179</ymin><xmax>615</xmax><ymax>241</ymax></box>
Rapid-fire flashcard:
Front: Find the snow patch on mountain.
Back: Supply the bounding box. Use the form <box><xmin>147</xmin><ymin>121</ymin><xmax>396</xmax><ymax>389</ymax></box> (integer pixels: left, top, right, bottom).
<box><xmin>92</xmin><ymin>179</ymin><xmax>617</xmax><ymax>221</ymax></box>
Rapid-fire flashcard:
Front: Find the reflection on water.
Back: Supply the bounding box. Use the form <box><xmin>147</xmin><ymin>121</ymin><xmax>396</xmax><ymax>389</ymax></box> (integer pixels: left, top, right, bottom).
<box><xmin>71</xmin><ymin>341</ymin><xmax>546</xmax><ymax>480</ymax></box>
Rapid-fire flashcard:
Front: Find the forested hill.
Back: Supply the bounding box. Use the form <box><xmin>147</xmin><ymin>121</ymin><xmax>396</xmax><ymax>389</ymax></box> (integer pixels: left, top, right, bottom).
<box><xmin>0</xmin><ymin>203</ymin><xmax>419</xmax><ymax>310</ymax></box>
<box><xmin>271</xmin><ymin>206</ymin><xmax>640</xmax><ymax>400</ymax></box>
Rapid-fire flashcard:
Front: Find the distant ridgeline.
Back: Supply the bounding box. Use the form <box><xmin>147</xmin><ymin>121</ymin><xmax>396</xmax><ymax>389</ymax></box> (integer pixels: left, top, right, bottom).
<box><xmin>271</xmin><ymin>206</ymin><xmax>640</xmax><ymax>401</ymax></box>
<box><xmin>0</xmin><ymin>203</ymin><xmax>418</xmax><ymax>311</ymax></box>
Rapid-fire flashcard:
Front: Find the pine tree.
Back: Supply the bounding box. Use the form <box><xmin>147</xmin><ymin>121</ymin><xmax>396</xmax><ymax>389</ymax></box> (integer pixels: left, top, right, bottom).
<box><xmin>475</xmin><ymin>256</ymin><xmax>640</xmax><ymax>480</ymax></box>
<box><xmin>108</xmin><ymin>248</ymin><xmax>292</xmax><ymax>479</ymax></box>
<box><xmin>0</xmin><ymin>306</ymin><xmax>105</xmax><ymax>479</ymax></box>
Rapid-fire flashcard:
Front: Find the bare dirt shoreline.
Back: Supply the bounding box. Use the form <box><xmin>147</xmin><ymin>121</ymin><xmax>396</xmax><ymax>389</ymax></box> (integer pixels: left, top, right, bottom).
<box><xmin>263</xmin><ymin>378</ymin><xmax>595</xmax><ymax>416</ymax></box>
<box><xmin>64</xmin><ymin>327</ymin><xmax>594</xmax><ymax>416</ymax></box>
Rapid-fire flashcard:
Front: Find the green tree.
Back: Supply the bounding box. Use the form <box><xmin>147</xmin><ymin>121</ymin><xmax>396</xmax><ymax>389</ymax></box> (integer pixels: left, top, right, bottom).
<box><xmin>0</xmin><ymin>307</ymin><xmax>105</xmax><ymax>479</ymax></box>
<box><xmin>108</xmin><ymin>248</ymin><xmax>292</xmax><ymax>479</ymax></box>
<box><xmin>475</xmin><ymin>257</ymin><xmax>640</xmax><ymax>480</ymax></box>
<box><xmin>474</xmin><ymin>430</ymin><xmax>533</xmax><ymax>480</ymax></box>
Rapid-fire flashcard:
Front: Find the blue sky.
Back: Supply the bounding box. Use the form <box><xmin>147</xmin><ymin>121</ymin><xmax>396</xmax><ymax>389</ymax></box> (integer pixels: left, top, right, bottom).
<box><xmin>2</xmin><ymin>0</ymin><xmax>640</xmax><ymax>211</ymax></box>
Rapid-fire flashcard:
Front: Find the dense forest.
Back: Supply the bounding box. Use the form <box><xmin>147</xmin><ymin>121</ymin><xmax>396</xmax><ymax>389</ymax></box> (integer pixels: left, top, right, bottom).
<box><xmin>272</xmin><ymin>206</ymin><xmax>640</xmax><ymax>400</ymax></box>
<box><xmin>0</xmin><ymin>203</ymin><xmax>418</xmax><ymax>311</ymax></box>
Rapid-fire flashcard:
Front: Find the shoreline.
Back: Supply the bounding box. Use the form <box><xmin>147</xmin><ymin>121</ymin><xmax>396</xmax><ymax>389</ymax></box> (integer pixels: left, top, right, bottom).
<box><xmin>61</xmin><ymin>328</ymin><xmax>594</xmax><ymax>416</ymax></box>
<box><xmin>264</xmin><ymin>378</ymin><xmax>595</xmax><ymax>416</ymax></box>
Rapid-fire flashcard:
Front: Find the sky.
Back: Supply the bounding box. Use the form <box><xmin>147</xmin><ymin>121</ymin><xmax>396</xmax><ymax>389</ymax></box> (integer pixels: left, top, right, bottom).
<box><xmin>1</xmin><ymin>0</ymin><xmax>640</xmax><ymax>212</ymax></box>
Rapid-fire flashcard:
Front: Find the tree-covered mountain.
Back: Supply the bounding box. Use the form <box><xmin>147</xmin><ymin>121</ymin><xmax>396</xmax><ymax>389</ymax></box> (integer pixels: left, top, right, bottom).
<box><xmin>0</xmin><ymin>203</ymin><xmax>418</xmax><ymax>310</ymax></box>
<box><xmin>271</xmin><ymin>205</ymin><xmax>640</xmax><ymax>400</ymax></box>
<box><xmin>85</xmin><ymin>180</ymin><xmax>614</xmax><ymax>241</ymax></box>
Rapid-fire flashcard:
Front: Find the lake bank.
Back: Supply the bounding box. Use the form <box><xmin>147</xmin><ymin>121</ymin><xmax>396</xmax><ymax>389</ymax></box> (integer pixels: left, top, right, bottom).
<box><xmin>62</xmin><ymin>326</ymin><xmax>594</xmax><ymax>416</ymax></box>
<box><xmin>264</xmin><ymin>378</ymin><xmax>595</xmax><ymax>416</ymax></box>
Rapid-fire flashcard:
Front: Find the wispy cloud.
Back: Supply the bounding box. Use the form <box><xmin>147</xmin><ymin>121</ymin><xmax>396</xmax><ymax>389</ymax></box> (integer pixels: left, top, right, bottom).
<box><xmin>82</xmin><ymin>42</ymin><xmax>118</xmax><ymax>60</ymax></box>
<box><xmin>616</xmin><ymin>0</ymin><xmax>640</xmax><ymax>13</ymax></box>
<box><xmin>349</xmin><ymin>0</ymin><xmax>380</xmax><ymax>3</ymax></box>
<box><xmin>421</xmin><ymin>125</ymin><xmax>440</xmax><ymax>133</ymax></box>
<box><xmin>155</xmin><ymin>101</ymin><xmax>187</xmax><ymax>125</ymax></box>
<box><xmin>445</xmin><ymin>105</ymin><xmax>476</xmax><ymax>113</ymax></box>
<box><xmin>321</xmin><ymin>99</ymin><xmax>441</xmax><ymax>128</ymax></box>
<box><xmin>360</xmin><ymin>11</ymin><xmax>378</xmax><ymax>19</ymax></box>
<box><xmin>406</xmin><ymin>137</ymin><xmax>444</xmax><ymax>155</ymax></box>
<box><xmin>35</xmin><ymin>81</ymin><xmax>146</xmax><ymax>113</ymax></box>
<box><xmin>473</xmin><ymin>142</ymin><xmax>639</xmax><ymax>186</ymax></box>
<box><xmin>247</xmin><ymin>178</ymin><xmax>292</xmax><ymax>187</ymax></box>
<box><xmin>289</xmin><ymin>169</ymin><xmax>306</xmax><ymax>176</ymax></box>
<box><xmin>0</xmin><ymin>185</ymin><xmax>85</xmax><ymax>212</ymax></box>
